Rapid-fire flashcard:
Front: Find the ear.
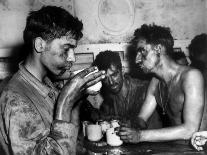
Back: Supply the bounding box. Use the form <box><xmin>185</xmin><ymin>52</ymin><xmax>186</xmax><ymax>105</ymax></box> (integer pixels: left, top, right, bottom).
<box><xmin>34</xmin><ymin>37</ymin><xmax>46</xmax><ymax>53</ymax></box>
<box><xmin>154</xmin><ymin>44</ymin><xmax>162</xmax><ymax>55</ymax></box>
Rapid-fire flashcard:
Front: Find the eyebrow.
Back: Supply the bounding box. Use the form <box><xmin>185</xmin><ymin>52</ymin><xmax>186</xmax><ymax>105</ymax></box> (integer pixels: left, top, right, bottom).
<box><xmin>137</xmin><ymin>47</ymin><xmax>145</xmax><ymax>52</ymax></box>
<box><xmin>110</xmin><ymin>70</ymin><xmax>119</xmax><ymax>76</ymax></box>
<box><xmin>64</xmin><ymin>43</ymin><xmax>77</xmax><ymax>48</ymax></box>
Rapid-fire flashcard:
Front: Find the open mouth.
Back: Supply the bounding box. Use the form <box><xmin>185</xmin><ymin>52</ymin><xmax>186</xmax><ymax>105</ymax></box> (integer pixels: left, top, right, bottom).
<box><xmin>136</xmin><ymin>58</ymin><xmax>143</xmax><ymax>64</ymax></box>
<box><xmin>139</xmin><ymin>64</ymin><xmax>148</xmax><ymax>71</ymax></box>
<box><xmin>137</xmin><ymin>62</ymin><xmax>144</xmax><ymax>68</ymax></box>
<box><xmin>111</xmin><ymin>85</ymin><xmax>118</xmax><ymax>90</ymax></box>
<box><xmin>58</xmin><ymin>63</ymin><xmax>73</xmax><ymax>76</ymax></box>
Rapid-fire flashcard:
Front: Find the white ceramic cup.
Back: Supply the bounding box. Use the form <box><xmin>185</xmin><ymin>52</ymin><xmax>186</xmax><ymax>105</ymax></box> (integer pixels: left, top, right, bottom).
<box><xmin>73</xmin><ymin>69</ymin><xmax>102</xmax><ymax>93</ymax></box>
<box><xmin>106</xmin><ymin>128</ymin><xmax>123</xmax><ymax>146</ymax></box>
<box><xmin>86</xmin><ymin>124</ymin><xmax>102</xmax><ymax>141</ymax></box>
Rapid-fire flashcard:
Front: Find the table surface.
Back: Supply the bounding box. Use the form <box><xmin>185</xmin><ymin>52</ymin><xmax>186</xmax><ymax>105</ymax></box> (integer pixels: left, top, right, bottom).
<box><xmin>83</xmin><ymin>139</ymin><xmax>206</xmax><ymax>155</ymax></box>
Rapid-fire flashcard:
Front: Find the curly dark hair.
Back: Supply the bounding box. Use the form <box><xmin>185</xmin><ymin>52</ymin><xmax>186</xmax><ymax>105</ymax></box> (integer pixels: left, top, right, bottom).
<box><xmin>132</xmin><ymin>24</ymin><xmax>174</xmax><ymax>57</ymax></box>
<box><xmin>188</xmin><ymin>33</ymin><xmax>207</xmax><ymax>59</ymax></box>
<box><xmin>23</xmin><ymin>6</ymin><xmax>83</xmax><ymax>51</ymax></box>
<box><xmin>93</xmin><ymin>50</ymin><xmax>122</xmax><ymax>71</ymax></box>
<box><xmin>188</xmin><ymin>33</ymin><xmax>207</xmax><ymax>69</ymax></box>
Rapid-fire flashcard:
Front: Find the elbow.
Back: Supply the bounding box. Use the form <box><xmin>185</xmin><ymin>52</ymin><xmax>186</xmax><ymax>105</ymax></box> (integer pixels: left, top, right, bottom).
<box><xmin>182</xmin><ymin>125</ymin><xmax>199</xmax><ymax>140</ymax></box>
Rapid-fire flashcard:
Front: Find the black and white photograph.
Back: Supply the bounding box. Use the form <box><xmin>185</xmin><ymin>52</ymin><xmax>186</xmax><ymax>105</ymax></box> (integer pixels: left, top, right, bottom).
<box><xmin>0</xmin><ymin>0</ymin><xmax>206</xmax><ymax>154</ymax></box>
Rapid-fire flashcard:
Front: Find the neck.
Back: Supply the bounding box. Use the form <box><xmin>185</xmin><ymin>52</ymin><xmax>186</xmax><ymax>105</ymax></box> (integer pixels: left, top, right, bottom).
<box><xmin>153</xmin><ymin>56</ymin><xmax>181</xmax><ymax>84</ymax></box>
<box><xmin>24</xmin><ymin>54</ymin><xmax>46</xmax><ymax>82</ymax></box>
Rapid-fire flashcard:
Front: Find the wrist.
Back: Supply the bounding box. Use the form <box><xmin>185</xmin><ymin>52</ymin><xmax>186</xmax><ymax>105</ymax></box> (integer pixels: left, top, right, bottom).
<box><xmin>136</xmin><ymin>129</ymin><xmax>143</xmax><ymax>142</ymax></box>
<box><xmin>55</xmin><ymin>105</ymin><xmax>72</xmax><ymax>122</ymax></box>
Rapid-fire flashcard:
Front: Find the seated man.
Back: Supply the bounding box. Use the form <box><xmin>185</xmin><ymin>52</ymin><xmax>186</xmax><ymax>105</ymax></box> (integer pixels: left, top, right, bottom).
<box><xmin>91</xmin><ymin>50</ymin><xmax>162</xmax><ymax>129</ymax></box>
<box><xmin>188</xmin><ymin>33</ymin><xmax>207</xmax><ymax>131</ymax></box>
<box><xmin>189</xmin><ymin>33</ymin><xmax>207</xmax><ymax>151</ymax></box>
<box><xmin>119</xmin><ymin>24</ymin><xmax>205</xmax><ymax>143</ymax></box>
<box><xmin>189</xmin><ymin>33</ymin><xmax>207</xmax><ymax>71</ymax></box>
<box><xmin>0</xmin><ymin>6</ymin><xmax>105</xmax><ymax>155</ymax></box>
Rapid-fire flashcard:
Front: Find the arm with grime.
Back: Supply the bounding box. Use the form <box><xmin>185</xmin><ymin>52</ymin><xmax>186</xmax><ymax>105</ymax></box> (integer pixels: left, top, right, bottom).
<box><xmin>119</xmin><ymin>70</ymin><xmax>204</xmax><ymax>143</ymax></box>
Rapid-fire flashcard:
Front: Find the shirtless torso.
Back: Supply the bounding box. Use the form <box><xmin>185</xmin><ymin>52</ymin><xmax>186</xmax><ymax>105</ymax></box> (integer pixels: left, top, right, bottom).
<box><xmin>155</xmin><ymin>66</ymin><xmax>192</xmax><ymax>126</ymax></box>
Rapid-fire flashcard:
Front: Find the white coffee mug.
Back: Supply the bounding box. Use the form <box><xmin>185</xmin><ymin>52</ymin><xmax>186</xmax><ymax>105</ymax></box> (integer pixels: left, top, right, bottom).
<box><xmin>73</xmin><ymin>69</ymin><xmax>102</xmax><ymax>93</ymax></box>
<box><xmin>86</xmin><ymin>124</ymin><xmax>102</xmax><ymax>141</ymax></box>
<box><xmin>106</xmin><ymin>128</ymin><xmax>123</xmax><ymax>146</ymax></box>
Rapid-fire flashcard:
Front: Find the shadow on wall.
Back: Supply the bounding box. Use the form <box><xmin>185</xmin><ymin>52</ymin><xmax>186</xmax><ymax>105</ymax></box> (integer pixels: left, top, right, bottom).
<box><xmin>125</xmin><ymin>44</ymin><xmax>153</xmax><ymax>81</ymax></box>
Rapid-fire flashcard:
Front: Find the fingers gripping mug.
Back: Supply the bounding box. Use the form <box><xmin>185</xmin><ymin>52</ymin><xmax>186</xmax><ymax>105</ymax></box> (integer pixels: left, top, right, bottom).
<box><xmin>73</xmin><ymin>69</ymin><xmax>102</xmax><ymax>93</ymax></box>
<box><xmin>99</xmin><ymin>121</ymin><xmax>111</xmax><ymax>133</ymax></box>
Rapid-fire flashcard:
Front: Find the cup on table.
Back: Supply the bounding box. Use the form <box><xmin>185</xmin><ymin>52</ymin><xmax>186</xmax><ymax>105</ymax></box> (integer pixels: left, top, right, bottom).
<box><xmin>106</xmin><ymin>128</ymin><xmax>123</xmax><ymax>146</ymax></box>
<box><xmin>86</xmin><ymin>124</ymin><xmax>103</xmax><ymax>141</ymax></box>
<box><xmin>82</xmin><ymin>121</ymin><xmax>90</xmax><ymax>137</ymax></box>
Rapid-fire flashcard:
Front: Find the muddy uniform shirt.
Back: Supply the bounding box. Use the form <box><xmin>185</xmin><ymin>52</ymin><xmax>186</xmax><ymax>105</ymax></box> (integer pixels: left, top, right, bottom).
<box><xmin>0</xmin><ymin>63</ymin><xmax>78</xmax><ymax>155</ymax></box>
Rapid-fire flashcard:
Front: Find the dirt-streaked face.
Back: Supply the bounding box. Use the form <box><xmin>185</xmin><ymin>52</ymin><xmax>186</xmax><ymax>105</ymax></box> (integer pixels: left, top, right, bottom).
<box><xmin>135</xmin><ymin>43</ymin><xmax>160</xmax><ymax>73</ymax></box>
<box><xmin>41</xmin><ymin>35</ymin><xmax>77</xmax><ymax>79</ymax></box>
<box><xmin>103</xmin><ymin>64</ymin><xmax>123</xmax><ymax>94</ymax></box>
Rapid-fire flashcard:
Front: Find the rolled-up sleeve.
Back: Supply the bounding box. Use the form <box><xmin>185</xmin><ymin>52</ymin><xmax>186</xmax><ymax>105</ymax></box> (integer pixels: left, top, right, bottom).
<box><xmin>1</xmin><ymin>91</ymin><xmax>78</xmax><ymax>155</ymax></box>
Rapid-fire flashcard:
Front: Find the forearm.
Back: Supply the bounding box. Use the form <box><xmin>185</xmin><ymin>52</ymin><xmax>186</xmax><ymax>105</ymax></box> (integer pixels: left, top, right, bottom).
<box><xmin>56</xmin><ymin>104</ymin><xmax>72</xmax><ymax>122</ymax></box>
<box><xmin>139</xmin><ymin>125</ymin><xmax>197</xmax><ymax>142</ymax></box>
<box><xmin>55</xmin><ymin>82</ymin><xmax>82</xmax><ymax>122</ymax></box>
<box><xmin>131</xmin><ymin>117</ymin><xmax>148</xmax><ymax>129</ymax></box>
<box><xmin>55</xmin><ymin>89</ymin><xmax>78</xmax><ymax>122</ymax></box>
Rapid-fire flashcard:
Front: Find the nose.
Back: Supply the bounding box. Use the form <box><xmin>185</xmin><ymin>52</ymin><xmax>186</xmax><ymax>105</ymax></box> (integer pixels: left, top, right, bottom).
<box><xmin>135</xmin><ymin>52</ymin><xmax>142</xmax><ymax>64</ymax></box>
<box><xmin>67</xmin><ymin>49</ymin><xmax>76</xmax><ymax>62</ymax></box>
<box><xmin>108</xmin><ymin>76</ymin><xmax>115</xmax><ymax>85</ymax></box>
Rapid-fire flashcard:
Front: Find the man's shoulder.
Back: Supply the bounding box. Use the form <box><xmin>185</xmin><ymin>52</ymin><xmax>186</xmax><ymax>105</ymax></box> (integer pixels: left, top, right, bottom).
<box><xmin>0</xmin><ymin>71</ymin><xmax>28</xmax><ymax>101</ymax></box>
<box><xmin>180</xmin><ymin>67</ymin><xmax>203</xmax><ymax>81</ymax></box>
<box><xmin>125</xmin><ymin>74</ymin><xmax>149</xmax><ymax>86</ymax></box>
<box><xmin>2</xmin><ymin>72</ymin><xmax>21</xmax><ymax>89</ymax></box>
<box><xmin>0</xmin><ymin>88</ymin><xmax>28</xmax><ymax>115</ymax></box>
<box><xmin>0</xmin><ymin>76</ymin><xmax>12</xmax><ymax>93</ymax></box>
<box><xmin>178</xmin><ymin>67</ymin><xmax>204</xmax><ymax>89</ymax></box>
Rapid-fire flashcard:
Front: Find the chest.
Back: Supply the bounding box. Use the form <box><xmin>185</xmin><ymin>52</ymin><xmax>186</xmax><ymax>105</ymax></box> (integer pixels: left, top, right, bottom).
<box><xmin>168</xmin><ymin>87</ymin><xmax>184</xmax><ymax>115</ymax></box>
<box><xmin>156</xmin><ymin>81</ymin><xmax>184</xmax><ymax>116</ymax></box>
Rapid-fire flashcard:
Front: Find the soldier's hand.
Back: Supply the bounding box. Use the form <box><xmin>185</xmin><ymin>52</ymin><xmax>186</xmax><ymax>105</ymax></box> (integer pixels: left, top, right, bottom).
<box><xmin>118</xmin><ymin>127</ymin><xmax>141</xmax><ymax>143</ymax></box>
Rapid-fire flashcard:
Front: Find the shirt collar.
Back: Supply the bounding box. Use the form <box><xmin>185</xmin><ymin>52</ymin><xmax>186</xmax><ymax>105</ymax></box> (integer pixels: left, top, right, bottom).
<box><xmin>18</xmin><ymin>62</ymin><xmax>58</xmax><ymax>99</ymax></box>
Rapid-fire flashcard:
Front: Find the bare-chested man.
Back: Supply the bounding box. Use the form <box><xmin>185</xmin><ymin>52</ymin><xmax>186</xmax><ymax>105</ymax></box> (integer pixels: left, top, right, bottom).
<box><xmin>119</xmin><ymin>24</ymin><xmax>205</xmax><ymax>143</ymax></box>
